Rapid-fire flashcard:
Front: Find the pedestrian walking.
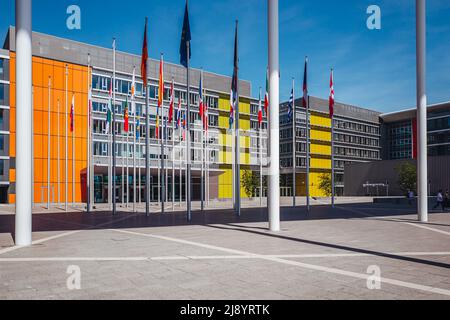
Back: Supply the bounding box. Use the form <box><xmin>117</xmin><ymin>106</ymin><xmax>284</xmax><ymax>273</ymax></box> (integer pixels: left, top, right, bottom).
<box><xmin>433</xmin><ymin>189</ymin><xmax>444</xmax><ymax>212</ymax></box>
<box><xmin>407</xmin><ymin>190</ymin><xmax>414</xmax><ymax>206</ymax></box>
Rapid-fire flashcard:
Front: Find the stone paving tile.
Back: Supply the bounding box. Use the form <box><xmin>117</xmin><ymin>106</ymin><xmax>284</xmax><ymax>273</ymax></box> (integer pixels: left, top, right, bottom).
<box><xmin>0</xmin><ymin>205</ymin><xmax>450</xmax><ymax>299</ymax></box>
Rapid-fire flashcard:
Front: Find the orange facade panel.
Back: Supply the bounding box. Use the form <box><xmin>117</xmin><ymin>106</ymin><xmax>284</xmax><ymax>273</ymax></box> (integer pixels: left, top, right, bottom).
<box><xmin>9</xmin><ymin>55</ymin><xmax>89</xmax><ymax>204</ymax></box>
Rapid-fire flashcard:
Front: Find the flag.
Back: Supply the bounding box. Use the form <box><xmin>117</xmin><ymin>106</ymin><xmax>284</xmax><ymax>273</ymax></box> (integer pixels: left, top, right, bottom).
<box><xmin>105</xmin><ymin>77</ymin><xmax>112</xmax><ymax>134</ymax></box>
<box><xmin>157</xmin><ymin>55</ymin><xmax>164</xmax><ymax>139</ymax></box>
<box><xmin>229</xmin><ymin>23</ymin><xmax>238</xmax><ymax>130</ymax></box>
<box><xmin>168</xmin><ymin>80</ymin><xmax>174</xmax><ymax>123</ymax></box>
<box><xmin>124</xmin><ymin>97</ymin><xmax>129</xmax><ymax>132</ymax></box>
<box><xmin>258</xmin><ymin>90</ymin><xmax>263</xmax><ymax>126</ymax></box>
<box><xmin>70</xmin><ymin>95</ymin><xmax>75</xmax><ymax>132</ymax></box>
<box><xmin>182</xmin><ymin>109</ymin><xmax>186</xmax><ymax>141</ymax></box>
<box><xmin>131</xmin><ymin>67</ymin><xmax>136</xmax><ymax>115</ymax></box>
<box><xmin>179</xmin><ymin>1</ymin><xmax>191</xmax><ymax>68</ymax></box>
<box><xmin>329</xmin><ymin>69</ymin><xmax>334</xmax><ymax>119</ymax></box>
<box><xmin>141</xmin><ymin>18</ymin><xmax>149</xmax><ymax>88</ymax></box>
<box><xmin>198</xmin><ymin>74</ymin><xmax>204</xmax><ymax>124</ymax></box>
<box><xmin>176</xmin><ymin>97</ymin><xmax>182</xmax><ymax>130</ymax></box>
<box><xmin>136</xmin><ymin>116</ymin><xmax>140</xmax><ymax>139</ymax></box>
<box><xmin>204</xmin><ymin>98</ymin><xmax>209</xmax><ymax>132</ymax></box>
<box><xmin>302</xmin><ymin>57</ymin><xmax>308</xmax><ymax>109</ymax></box>
<box><xmin>288</xmin><ymin>88</ymin><xmax>294</xmax><ymax>122</ymax></box>
<box><xmin>264</xmin><ymin>68</ymin><xmax>269</xmax><ymax>116</ymax></box>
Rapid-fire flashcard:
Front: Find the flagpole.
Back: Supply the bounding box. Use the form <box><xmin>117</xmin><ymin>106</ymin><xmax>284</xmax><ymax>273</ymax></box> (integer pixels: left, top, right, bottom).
<box><xmin>132</xmin><ymin>67</ymin><xmax>136</xmax><ymax>213</ymax></box>
<box><xmin>186</xmin><ymin>45</ymin><xmax>192</xmax><ymax>221</ymax></box>
<box><xmin>133</xmin><ymin>114</ymin><xmax>136</xmax><ymax>212</ymax></box>
<box><xmin>89</xmin><ymin>56</ymin><xmax>95</xmax><ymax>212</ymax></box>
<box><xmin>292</xmin><ymin>77</ymin><xmax>296</xmax><ymax>207</ymax></box>
<box><xmin>306</xmin><ymin>94</ymin><xmax>310</xmax><ymax>212</ymax></box>
<box><xmin>122</xmin><ymin>133</ymin><xmax>124</xmax><ymax>207</ymax></box>
<box><xmin>112</xmin><ymin>38</ymin><xmax>117</xmax><ymax>215</ymax></box>
<box><xmin>145</xmin><ymin>81</ymin><xmax>150</xmax><ymax>216</ymax></box>
<box><xmin>86</xmin><ymin>53</ymin><xmax>91</xmax><ymax>213</ymax></box>
<box><xmin>57</xmin><ymin>99</ymin><xmax>61</xmax><ymax>207</ymax></box>
<box><xmin>47</xmin><ymin>76</ymin><xmax>51</xmax><ymax>210</ymax></box>
<box><xmin>72</xmin><ymin>94</ymin><xmax>75</xmax><ymax>208</ymax></box>
<box><xmin>259</xmin><ymin>87</ymin><xmax>263</xmax><ymax>207</ymax></box>
<box><xmin>108</xmin><ymin>106</ymin><xmax>112</xmax><ymax>211</ymax></box>
<box><xmin>206</xmin><ymin>104</ymin><xmax>210</xmax><ymax>207</ymax></box>
<box><xmin>234</xmin><ymin>20</ymin><xmax>241</xmax><ymax>217</ymax></box>
<box><xmin>172</xmin><ymin>79</ymin><xmax>175</xmax><ymax>211</ymax></box>
<box><xmin>65</xmin><ymin>64</ymin><xmax>68</xmax><ymax>212</ymax></box>
<box><xmin>330</xmin><ymin>68</ymin><xmax>335</xmax><ymax>209</ymax></box>
<box><xmin>126</xmin><ymin>123</ymin><xmax>129</xmax><ymax>209</ymax></box>
<box><xmin>179</xmin><ymin>120</ymin><xmax>181</xmax><ymax>207</ymax></box>
<box><xmin>200</xmin><ymin>70</ymin><xmax>204</xmax><ymax>212</ymax></box>
<box><xmin>144</xmin><ymin>35</ymin><xmax>150</xmax><ymax>217</ymax></box>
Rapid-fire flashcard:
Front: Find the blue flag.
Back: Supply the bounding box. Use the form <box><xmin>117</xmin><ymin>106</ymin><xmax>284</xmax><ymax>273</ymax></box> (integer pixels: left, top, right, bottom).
<box><xmin>179</xmin><ymin>2</ymin><xmax>191</xmax><ymax>68</ymax></box>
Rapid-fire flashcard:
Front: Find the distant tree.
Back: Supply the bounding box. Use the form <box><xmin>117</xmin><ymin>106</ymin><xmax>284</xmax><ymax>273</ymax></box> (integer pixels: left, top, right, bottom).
<box><xmin>396</xmin><ymin>162</ymin><xmax>417</xmax><ymax>194</ymax></box>
<box><xmin>318</xmin><ymin>173</ymin><xmax>332</xmax><ymax>197</ymax></box>
<box><xmin>242</xmin><ymin>170</ymin><xmax>259</xmax><ymax>198</ymax></box>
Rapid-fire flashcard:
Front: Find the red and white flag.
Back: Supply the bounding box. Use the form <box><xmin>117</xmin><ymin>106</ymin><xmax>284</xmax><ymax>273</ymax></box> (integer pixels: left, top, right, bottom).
<box><xmin>329</xmin><ymin>69</ymin><xmax>334</xmax><ymax>119</ymax></box>
<box><xmin>258</xmin><ymin>90</ymin><xmax>263</xmax><ymax>126</ymax></box>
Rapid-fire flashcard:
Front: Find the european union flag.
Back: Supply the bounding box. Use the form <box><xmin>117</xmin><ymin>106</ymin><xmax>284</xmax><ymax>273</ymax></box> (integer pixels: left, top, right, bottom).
<box><xmin>179</xmin><ymin>2</ymin><xmax>191</xmax><ymax>68</ymax></box>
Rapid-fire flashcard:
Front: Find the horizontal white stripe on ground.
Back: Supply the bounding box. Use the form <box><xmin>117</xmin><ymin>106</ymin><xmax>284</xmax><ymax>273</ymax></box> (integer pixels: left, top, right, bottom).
<box><xmin>110</xmin><ymin>229</ymin><xmax>450</xmax><ymax>297</ymax></box>
<box><xmin>2</xmin><ymin>251</ymin><xmax>449</xmax><ymax>262</ymax></box>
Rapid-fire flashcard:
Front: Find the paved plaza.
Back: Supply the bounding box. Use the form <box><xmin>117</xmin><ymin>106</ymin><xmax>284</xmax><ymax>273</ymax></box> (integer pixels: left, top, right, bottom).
<box><xmin>0</xmin><ymin>198</ymin><xmax>449</xmax><ymax>300</ymax></box>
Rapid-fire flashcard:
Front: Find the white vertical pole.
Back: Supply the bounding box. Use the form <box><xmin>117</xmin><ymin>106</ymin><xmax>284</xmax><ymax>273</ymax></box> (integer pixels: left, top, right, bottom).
<box><xmin>201</xmin><ymin>71</ymin><xmax>204</xmax><ymax>212</ymax></box>
<box><xmin>172</xmin><ymin>113</ymin><xmax>175</xmax><ymax>211</ymax></box>
<box><xmin>112</xmin><ymin>39</ymin><xmax>117</xmax><ymax>215</ymax></box>
<box><xmin>57</xmin><ymin>99</ymin><xmax>60</xmax><ymax>207</ymax></box>
<box><xmin>88</xmin><ymin>56</ymin><xmax>94</xmax><ymax>212</ymax></box>
<box><xmin>122</xmin><ymin>137</ymin><xmax>124</xmax><ymax>207</ymax></box>
<box><xmin>306</xmin><ymin>95</ymin><xmax>310</xmax><ymax>212</ymax></box>
<box><xmin>47</xmin><ymin>77</ymin><xmax>51</xmax><ymax>209</ymax></box>
<box><xmin>65</xmin><ymin>65</ymin><xmax>68</xmax><ymax>212</ymax></box>
<box><xmin>86</xmin><ymin>54</ymin><xmax>91</xmax><ymax>213</ymax></box>
<box><xmin>179</xmin><ymin>118</ymin><xmax>182</xmax><ymax>207</ymax></box>
<box><xmin>126</xmin><ymin>130</ymin><xmax>129</xmax><ymax>208</ymax></box>
<box><xmin>234</xmin><ymin>21</ymin><xmax>241</xmax><ymax>217</ymax></box>
<box><xmin>15</xmin><ymin>0</ymin><xmax>33</xmax><ymax>246</ymax></box>
<box><xmin>133</xmin><ymin>113</ymin><xmax>136</xmax><ymax>212</ymax></box>
<box><xmin>268</xmin><ymin>0</ymin><xmax>280</xmax><ymax>231</ymax></box>
<box><xmin>416</xmin><ymin>0</ymin><xmax>428</xmax><ymax>222</ymax></box>
<box><xmin>331</xmin><ymin>116</ymin><xmax>335</xmax><ymax>208</ymax></box>
<box><xmin>72</xmin><ymin>94</ymin><xmax>75</xmax><ymax>207</ymax></box>
<box><xmin>292</xmin><ymin>78</ymin><xmax>296</xmax><ymax>207</ymax></box>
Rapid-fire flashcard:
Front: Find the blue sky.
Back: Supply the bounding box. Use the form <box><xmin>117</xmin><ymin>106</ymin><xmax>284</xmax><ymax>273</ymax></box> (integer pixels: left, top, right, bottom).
<box><xmin>1</xmin><ymin>0</ymin><xmax>449</xmax><ymax>113</ymax></box>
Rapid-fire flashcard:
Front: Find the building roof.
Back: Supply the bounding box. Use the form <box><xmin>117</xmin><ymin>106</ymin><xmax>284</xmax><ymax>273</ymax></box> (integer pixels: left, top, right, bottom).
<box><xmin>280</xmin><ymin>96</ymin><xmax>382</xmax><ymax>124</ymax></box>
<box><xmin>380</xmin><ymin>101</ymin><xmax>450</xmax><ymax>123</ymax></box>
<box><xmin>3</xmin><ymin>26</ymin><xmax>251</xmax><ymax>97</ymax></box>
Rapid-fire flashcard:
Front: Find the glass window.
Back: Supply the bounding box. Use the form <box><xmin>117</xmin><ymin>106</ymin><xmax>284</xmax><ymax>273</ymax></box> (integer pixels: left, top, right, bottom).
<box><xmin>0</xmin><ymin>135</ymin><xmax>4</xmax><ymax>151</ymax></box>
<box><xmin>0</xmin><ymin>59</ymin><xmax>4</xmax><ymax>79</ymax></box>
<box><xmin>0</xmin><ymin>159</ymin><xmax>4</xmax><ymax>176</ymax></box>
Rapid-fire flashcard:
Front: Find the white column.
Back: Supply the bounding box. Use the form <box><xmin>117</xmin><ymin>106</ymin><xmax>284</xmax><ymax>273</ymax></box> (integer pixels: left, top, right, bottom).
<box><xmin>268</xmin><ymin>0</ymin><xmax>280</xmax><ymax>232</ymax></box>
<box><xmin>15</xmin><ymin>0</ymin><xmax>33</xmax><ymax>246</ymax></box>
<box><xmin>416</xmin><ymin>0</ymin><xmax>428</xmax><ymax>222</ymax></box>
